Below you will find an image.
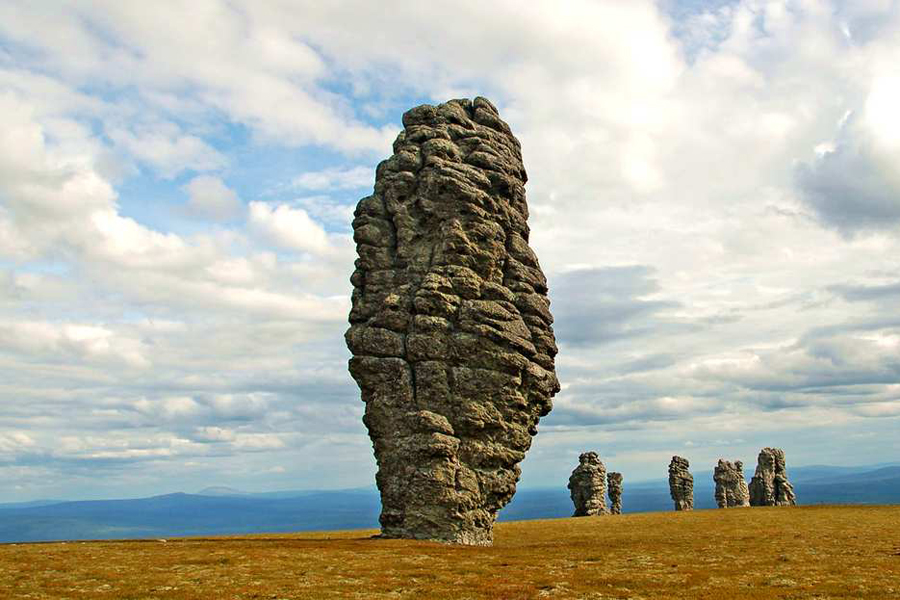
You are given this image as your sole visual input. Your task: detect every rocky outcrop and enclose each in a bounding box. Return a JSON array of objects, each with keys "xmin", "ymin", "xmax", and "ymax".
[
  {"xmin": 346, "ymin": 97, "xmax": 560, "ymax": 546},
  {"xmin": 607, "ymin": 472, "xmax": 623, "ymax": 515},
  {"xmin": 749, "ymin": 447, "xmax": 797, "ymax": 507},
  {"xmin": 714, "ymin": 459, "xmax": 750, "ymax": 508},
  {"xmin": 568, "ymin": 452, "xmax": 608, "ymax": 516},
  {"xmin": 668, "ymin": 456, "xmax": 694, "ymax": 511}
]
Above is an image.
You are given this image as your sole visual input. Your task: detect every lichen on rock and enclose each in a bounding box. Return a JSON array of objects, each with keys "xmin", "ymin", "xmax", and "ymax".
[
  {"xmin": 346, "ymin": 97, "xmax": 559, "ymax": 546},
  {"xmin": 568, "ymin": 452, "xmax": 608, "ymax": 516},
  {"xmin": 749, "ymin": 447, "xmax": 797, "ymax": 507},
  {"xmin": 714, "ymin": 459, "xmax": 750, "ymax": 508},
  {"xmin": 668, "ymin": 456, "xmax": 694, "ymax": 511}
]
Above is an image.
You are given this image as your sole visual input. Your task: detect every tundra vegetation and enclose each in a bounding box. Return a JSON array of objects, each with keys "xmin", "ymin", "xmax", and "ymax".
[{"xmin": 2, "ymin": 505, "xmax": 897, "ymax": 599}]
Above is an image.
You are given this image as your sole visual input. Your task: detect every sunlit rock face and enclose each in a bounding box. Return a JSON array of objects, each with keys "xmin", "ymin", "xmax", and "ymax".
[
  {"xmin": 714, "ymin": 459, "xmax": 750, "ymax": 508},
  {"xmin": 346, "ymin": 97, "xmax": 559, "ymax": 546},
  {"xmin": 607, "ymin": 471, "xmax": 623, "ymax": 515},
  {"xmin": 568, "ymin": 452, "xmax": 609, "ymax": 517},
  {"xmin": 668, "ymin": 456, "xmax": 694, "ymax": 511},
  {"xmin": 749, "ymin": 447, "xmax": 797, "ymax": 507}
]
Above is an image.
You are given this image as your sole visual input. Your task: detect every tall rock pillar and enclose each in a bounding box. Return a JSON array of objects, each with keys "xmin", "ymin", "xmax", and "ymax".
[
  {"xmin": 668, "ymin": 456, "xmax": 694, "ymax": 511},
  {"xmin": 714, "ymin": 459, "xmax": 750, "ymax": 508},
  {"xmin": 607, "ymin": 471, "xmax": 623, "ymax": 515},
  {"xmin": 749, "ymin": 447, "xmax": 797, "ymax": 506},
  {"xmin": 347, "ymin": 97, "xmax": 560, "ymax": 545},
  {"xmin": 568, "ymin": 452, "xmax": 608, "ymax": 516}
]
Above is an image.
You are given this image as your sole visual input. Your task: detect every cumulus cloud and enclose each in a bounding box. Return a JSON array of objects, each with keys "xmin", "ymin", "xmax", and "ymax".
[
  {"xmin": 2, "ymin": 0, "xmax": 900, "ymax": 500},
  {"xmin": 690, "ymin": 327, "xmax": 900, "ymax": 393},
  {"xmin": 248, "ymin": 201, "xmax": 332, "ymax": 255},
  {"xmin": 292, "ymin": 166, "xmax": 373, "ymax": 192},
  {"xmin": 795, "ymin": 112, "xmax": 900, "ymax": 235},
  {"xmin": 0, "ymin": 0, "xmax": 397, "ymax": 154},
  {"xmin": 0, "ymin": 320, "xmax": 150, "ymax": 368},
  {"xmin": 107, "ymin": 122, "xmax": 227, "ymax": 178},
  {"xmin": 550, "ymin": 266, "xmax": 683, "ymax": 347},
  {"xmin": 830, "ymin": 279, "xmax": 900, "ymax": 302},
  {"xmin": 182, "ymin": 175, "xmax": 242, "ymax": 221}
]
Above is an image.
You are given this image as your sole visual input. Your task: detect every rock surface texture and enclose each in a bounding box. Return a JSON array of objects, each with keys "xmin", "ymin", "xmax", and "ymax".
[
  {"xmin": 749, "ymin": 447, "xmax": 797, "ymax": 507},
  {"xmin": 714, "ymin": 459, "xmax": 750, "ymax": 508},
  {"xmin": 607, "ymin": 472, "xmax": 623, "ymax": 515},
  {"xmin": 568, "ymin": 452, "xmax": 608, "ymax": 516},
  {"xmin": 346, "ymin": 97, "xmax": 560, "ymax": 546},
  {"xmin": 668, "ymin": 456, "xmax": 694, "ymax": 511}
]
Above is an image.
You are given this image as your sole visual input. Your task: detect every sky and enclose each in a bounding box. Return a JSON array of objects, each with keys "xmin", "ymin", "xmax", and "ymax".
[{"xmin": 1, "ymin": 0, "xmax": 899, "ymax": 502}]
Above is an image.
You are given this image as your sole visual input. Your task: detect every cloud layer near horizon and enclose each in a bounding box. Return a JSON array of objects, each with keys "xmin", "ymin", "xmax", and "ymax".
[{"xmin": 1, "ymin": 0, "xmax": 899, "ymax": 500}]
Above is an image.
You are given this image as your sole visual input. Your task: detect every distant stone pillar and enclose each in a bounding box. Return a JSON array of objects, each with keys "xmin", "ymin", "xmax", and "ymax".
[
  {"xmin": 749, "ymin": 447, "xmax": 797, "ymax": 506},
  {"xmin": 568, "ymin": 452, "xmax": 608, "ymax": 516},
  {"xmin": 607, "ymin": 472, "xmax": 623, "ymax": 515},
  {"xmin": 714, "ymin": 459, "xmax": 750, "ymax": 508},
  {"xmin": 668, "ymin": 456, "xmax": 694, "ymax": 511}
]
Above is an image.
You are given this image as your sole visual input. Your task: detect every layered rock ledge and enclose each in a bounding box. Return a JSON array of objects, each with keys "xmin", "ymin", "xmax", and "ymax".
[{"xmin": 347, "ymin": 97, "xmax": 559, "ymax": 546}]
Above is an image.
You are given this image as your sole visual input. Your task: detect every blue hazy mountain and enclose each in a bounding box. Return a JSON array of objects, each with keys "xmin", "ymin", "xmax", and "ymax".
[
  {"xmin": 1, "ymin": 464, "xmax": 897, "ymax": 543},
  {"xmin": 0, "ymin": 489, "xmax": 381, "ymax": 543},
  {"xmin": 0, "ymin": 499, "xmax": 63, "ymax": 510}
]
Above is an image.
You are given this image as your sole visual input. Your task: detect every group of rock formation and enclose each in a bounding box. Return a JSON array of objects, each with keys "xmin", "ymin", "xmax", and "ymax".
[
  {"xmin": 568, "ymin": 447, "xmax": 798, "ymax": 517},
  {"xmin": 567, "ymin": 452, "xmax": 623, "ymax": 516},
  {"xmin": 663, "ymin": 450, "xmax": 797, "ymax": 511},
  {"xmin": 346, "ymin": 97, "xmax": 560, "ymax": 546},
  {"xmin": 347, "ymin": 97, "xmax": 797, "ymax": 546}
]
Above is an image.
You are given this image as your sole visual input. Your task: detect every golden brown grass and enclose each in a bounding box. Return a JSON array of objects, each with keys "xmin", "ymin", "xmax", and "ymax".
[{"xmin": 1, "ymin": 505, "xmax": 898, "ymax": 599}]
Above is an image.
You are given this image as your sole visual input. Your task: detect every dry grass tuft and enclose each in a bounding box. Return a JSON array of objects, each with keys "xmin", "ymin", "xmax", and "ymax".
[{"xmin": 1, "ymin": 505, "xmax": 898, "ymax": 599}]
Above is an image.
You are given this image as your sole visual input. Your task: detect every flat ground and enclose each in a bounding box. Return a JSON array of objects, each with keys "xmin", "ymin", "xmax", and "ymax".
[{"xmin": 1, "ymin": 505, "xmax": 898, "ymax": 599}]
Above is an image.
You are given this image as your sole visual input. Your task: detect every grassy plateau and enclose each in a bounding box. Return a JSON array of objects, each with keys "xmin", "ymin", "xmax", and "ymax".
[{"xmin": 1, "ymin": 505, "xmax": 898, "ymax": 599}]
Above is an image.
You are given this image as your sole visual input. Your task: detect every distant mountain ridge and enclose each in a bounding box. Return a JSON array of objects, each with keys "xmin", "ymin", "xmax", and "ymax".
[
  {"xmin": 197, "ymin": 486, "xmax": 248, "ymax": 496},
  {"xmin": 1, "ymin": 464, "xmax": 897, "ymax": 543}
]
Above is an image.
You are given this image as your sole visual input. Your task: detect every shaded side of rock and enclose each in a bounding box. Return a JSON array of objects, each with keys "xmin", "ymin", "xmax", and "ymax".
[
  {"xmin": 714, "ymin": 459, "xmax": 750, "ymax": 508},
  {"xmin": 668, "ymin": 455, "xmax": 694, "ymax": 511},
  {"xmin": 347, "ymin": 97, "xmax": 560, "ymax": 546},
  {"xmin": 607, "ymin": 471, "xmax": 623, "ymax": 515},
  {"xmin": 568, "ymin": 452, "xmax": 608, "ymax": 516},
  {"xmin": 749, "ymin": 447, "xmax": 797, "ymax": 507}
]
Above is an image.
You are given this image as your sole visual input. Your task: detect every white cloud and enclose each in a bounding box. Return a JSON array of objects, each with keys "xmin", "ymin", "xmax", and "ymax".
[
  {"xmin": 0, "ymin": 0, "xmax": 397, "ymax": 154},
  {"xmin": 795, "ymin": 111, "xmax": 900, "ymax": 234},
  {"xmin": 107, "ymin": 122, "xmax": 226, "ymax": 178},
  {"xmin": 864, "ymin": 73, "xmax": 900, "ymax": 152},
  {"xmin": 292, "ymin": 166, "xmax": 373, "ymax": 192},
  {"xmin": 193, "ymin": 426, "xmax": 237, "ymax": 443},
  {"xmin": 232, "ymin": 433, "xmax": 286, "ymax": 451},
  {"xmin": 2, "ymin": 0, "xmax": 900, "ymax": 500},
  {"xmin": 0, "ymin": 320, "xmax": 150, "ymax": 368},
  {"xmin": 248, "ymin": 201, "xmax": 331, "ymax": 255},
  {"xmin": 182, "ymin": 175, "xmax": 241, "ymax": 221},
  {"xmin": 0, "ymin": 432, "xmax": 36, "ymax": 454}
]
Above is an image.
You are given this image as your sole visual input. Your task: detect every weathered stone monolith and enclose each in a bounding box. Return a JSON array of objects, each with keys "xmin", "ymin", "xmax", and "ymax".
[
  {"xmin": 568, "ymin": 452, "xmax": 608, "ymax": 516},
  {"xmin": 714, "ymin": 459, "xmax": 750, "ymax": 508},
  {"xmin": 749, "ymin": 447, "xmax": 797, "ymax": 506},
  {"xmin": 607, "ymin": 472, "xmax": 623, "ymax": 515},
  {"xmin": 346, "ymin": 97, "xmax": 560, "ymax": 546},
  {"xmin": 668, "ymin": 456, "xmax": 694, "ymax": 511}
]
